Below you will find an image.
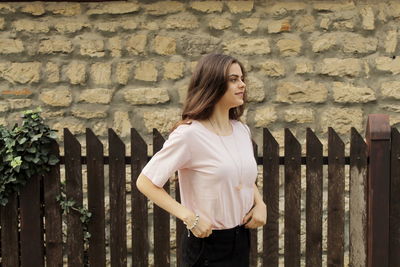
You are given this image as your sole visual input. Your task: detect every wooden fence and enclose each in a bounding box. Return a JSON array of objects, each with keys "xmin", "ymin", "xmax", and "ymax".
[{"xmin": 0, "ymin": 114, "xmax": 399, "ymax": 267}]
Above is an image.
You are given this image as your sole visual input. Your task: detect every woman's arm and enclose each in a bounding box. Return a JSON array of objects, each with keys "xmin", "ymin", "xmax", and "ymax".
[
  {"xmin": 242, "ymin": 183, "xmax": 267, "ymax": 228},
  {"xmin": 136, "ymin": 173, "xmax": 213, "ymax": 237}
]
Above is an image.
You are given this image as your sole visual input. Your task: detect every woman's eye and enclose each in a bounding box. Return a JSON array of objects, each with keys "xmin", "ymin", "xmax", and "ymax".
[{"xmin": 230, "ymin": 79, "xmax": 237, "ymax": 82}]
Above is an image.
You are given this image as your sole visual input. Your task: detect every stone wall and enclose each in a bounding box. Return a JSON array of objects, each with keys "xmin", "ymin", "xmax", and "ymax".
[{"xmin": 0, "ymin": 0, "xmax": 399, "ymax": 151}]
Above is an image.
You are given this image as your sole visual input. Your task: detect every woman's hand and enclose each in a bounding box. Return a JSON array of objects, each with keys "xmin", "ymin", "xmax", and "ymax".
[
  {"xmin": 242, "ymin": 202, "xmax": 267, "ymax": 229},
  {"xmin": 184, "ymin": 214, "xmax": 213, "ymax": 238}
]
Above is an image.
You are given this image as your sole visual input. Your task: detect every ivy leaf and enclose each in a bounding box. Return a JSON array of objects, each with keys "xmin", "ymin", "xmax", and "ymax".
[
  {"xmin": 48, "ymin": 154, "xmax": 59, "ymax": 165},
  {"xmin": 10, "ymin": 157, "xmax": 22, "ymax": 168}
]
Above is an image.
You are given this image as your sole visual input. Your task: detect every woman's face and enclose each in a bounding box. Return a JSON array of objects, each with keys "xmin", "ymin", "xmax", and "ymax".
[{"xmin": 216, "ymin": 63, "xmax": 246, "ymax": 110}]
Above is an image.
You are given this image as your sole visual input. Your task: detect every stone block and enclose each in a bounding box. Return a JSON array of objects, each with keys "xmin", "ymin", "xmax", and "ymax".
[
  {"xmin": 313, "ymin": 2, "xmax": 356, "ymax": 12},
  {"xmin": 79, "ymin": 88, "xmax": 113, "ymax": 104},
  {"xmin": 163, "ymin": 62, "xmax": 184, "ymax": 80},
  {"xmin": 52, "ymin": 117, "xmax": 85, "ymax": 137},
  {"xmin": 320, "ymin": 107, "xmax": 363, "ymax": 134},
  {"xmin": 384, "ymin": 29, "xmax": 398, "ymax": 54},
  {"xmin": 46, "ymin": 62, "xmax": 60, "ymax": 83},
  {"xmin": 332, "ymin": 82, "xmax": 376, "ymax": 103},
  {"xmin": 8, "ymin": 99, "xmax": 32, "ymax": 110},
  {"xmin": 1, "ymin": 62, "xmax": 41, "ymax": 84},
  {"xmin": 54, "ymin": 20, "xmax": 89, "ymax": 33},
  {"xmin": 375, "ymin": 57, "xmax": 400, "ymax": 74},
  {"xmin": 142, "ymin": 108, "xmax": 181, "ymax": 133},
  {"xmin": 284, "ymin": 108, "xmax": 314, "ymax": 123},
  {"xmin": 90, "ymin": 63, "xmax": 111, "ymax": 86},
  {"xmin": 87, "ymin": 2, "xmax": 139, "ymax": 15},
  {"xmin": 276, "ymin": 38, "xmax": 302, "ymax": 56},
  {"xmin": 72, "ymin": 104, "xmax": 108, "ymax": 119},
  {"xmin": 223, "ymin": 38, "xmax": 270, "ymax": 55},
  {"xmin": 115, "ymin": 62, "xmax": 132, "ymax": 85},
  {"xmin": 254, "ymin": 106, "xmax": 277, "ymax": 127},
  {"xmin": 126, "ymin": 34, "xmax": 147, "ymax": 55},
  {"xmin": 265, "ymin": 2, "xmax": 307, "ymax": 16},
  {"xmin": 108, "ymin": 37, "xmax": 121, "ymax": 57},
  {"xmin": 0, "ymin": 101, "xmax": 9, "ymax": 112},
  {"xmin": 360, "ymin": 6, "xmax": 374, "ymax": 30},
  {"xmin": 135, "ymin": 61, "xmax": 158, "ymax": 82},
  {"xmin": 0, "ymin": 18, "xmax": 4, "ymax": 30},
  {"xmin": 38, "ymin": 39, "xmax": 73, "ymax": 54},
  {"xmin": 342, "ymin": 34, "xmax": 377, "ymax": 54},
  {"xmin": 20, "ymin": 3, "xmax": 45, "ymax": 16},
  {"xmin": 226, "ymin": 1, "xmax": 254, "ymax": 13},
  {"xmin": 209, "ymin": 17, "xmax": 231, "ymax": 30},
  {"xmin": 311, "ymin": 33, "xmax": 338, "ymax": 52},
  {"xmin": 96, "ymin": 20, "xmax": 137, "ymax": 32},
  {"xmin": 239, "ymin": 18, "xmax": 259, "ymax": 34},
  {"xmin": 246, "ymin": 75, "xmax": 265, "ymax": 102},
  {"xmin": 319, "ymin": 58, "xmax": 362, "ymax": 77},
  {"xmin": 267, "ymin": 19, "xmax": 291, "ymax": 33},
  {"xmin": 144, "ymin": 1, "xmax": 185, "ymax": 16},
  {"xmin": 381, "ymin": 81, "xmax": 400, "ymax": 99},
  {"xmin": 153, "ymin": 35, "xmax": 176, "ymax": 55},
  {"xmin": 295, "ymin": 61, "xmax": 314, "ymax": 74},
  {"xmin": 259, "ymin": 60, "xmax": 285, "ymax": 77},
  {"xmin": 276, "ymin": 81, "xmax": 327, "ymax": 103},
  {"xmin": 13, "ymin": 19, "xmax": 49, "ymax": 33},
  {"xmin": 1, "ymin": 88, "xmax": 33, "ymax": 97},
  {"xmin": 0, "ymin": 39, "xmax": 24, "ymax": 54},
  {"xmin": 0, "ymin": 3, "xmax": 15, "ymax": 13},
  {"xmin": 190, "ymin": 1, "xmax": 223, "ymax": 13},
  {"xmin": 80, "ymin": 40, "xmax": 105, "ymax": 57},
  {"xmin": 46, "ymin": 3, "xmax": 81, "ymax": 16},
  {"xmin": 164, "ymin": 12, "xmax": 199, "ymax": 29},
  {"xmin": 65, "ymin": 61, "xmax": 86, "ymax": 85},
  {"xmin": 294, "ymin": 15, "xmax": 315, "ymax": 32},
  {"xmin": 39, "ymin": 87, "xmax": 72, "ymax": 107},
  {"xmin": 123, "ymin": 87, "xmax": 169, "ymax": 105},
  {"xmin": 113, "ymin": 111, "xmax": 131, "ymax": 137}
]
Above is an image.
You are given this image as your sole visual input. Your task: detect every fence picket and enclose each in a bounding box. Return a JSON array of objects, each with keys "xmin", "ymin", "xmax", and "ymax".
[
  {"xmin": 20, "ymin": 174, "xmax": 44, "ymax": 267},
  {"xmin": 175, "ymin": 173, "xmax": 184, "ymax": 267},
  {"xmin": 86, "ymin": 129, "xmax": 106, "ymax": 267},
  {"xmin": 390, "ymin": 127, "xmax": 400, "ymax": 266},
  {"xmin": 284, "ymin": 129, "xmax": 301, "ymax": 267},
  {"xmin": 263, "ymin": 128, "xmax": 279, "ymax": 266},
  {"xmin": 43, "ymin": 140, "xmax": 63, "ymax": 267},
  {"xmin": 152, "ymin": 129, "xmax": 170, "ymax": 267},
  {"xmin": 306, "ymin": 128, "xmax": 323, "ymax": 267},
  {"xmin": 250, "ymin": 141, "xmax": 258, "ymax": 267},
  {"xmin": 0, "ymin": 193, "xmax": 19, "ymax": 267},
  {"xmin": 349, "ymin": 128, "xmax": 368, "ymax": 267},
  {"xmin": 131, "ymin": 128, "xmax": 150, "ymax": 267},
  {"xmin": 328, "ymin": 127, "xmax": 345, "ymax": 267},
  {"xmin": 108, "ymin": 129, "xmax": 127, "ymax": 267},
  {"xmin": 64, "ymin": 128, "xmax": 84, "ymax": 266}
]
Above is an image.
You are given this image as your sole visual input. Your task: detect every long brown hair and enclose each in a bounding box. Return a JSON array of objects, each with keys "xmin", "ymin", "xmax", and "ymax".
[{"xmin": 171, "ymin": 53, "xmax": 247, "ymax": 132}]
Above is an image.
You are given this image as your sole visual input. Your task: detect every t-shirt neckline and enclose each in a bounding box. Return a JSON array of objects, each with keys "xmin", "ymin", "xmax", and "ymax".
[{"xmin": 193, "ymin": 120, "xmax": 235, "ymax": 137}]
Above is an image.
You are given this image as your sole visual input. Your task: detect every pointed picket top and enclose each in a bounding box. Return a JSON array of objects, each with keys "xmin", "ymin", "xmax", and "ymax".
[
  {"xmin": 153, "ymin": 128, "xmax": 166, "ymax": 154},
  {"xmin": 131, "ymin": 128, "xmax": 147, "ymax": 162}
]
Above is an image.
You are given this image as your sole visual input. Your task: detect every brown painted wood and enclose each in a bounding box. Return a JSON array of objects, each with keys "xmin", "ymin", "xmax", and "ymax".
[
  {"xmin": 176, "ymin": 174, "xmax": 184, "ymax": 267},
  {"xmin": 284, "ymin": 129, "xmax": 301, "ymax": 267},
  {"xmin": 349, "ymin": 128, "xmax": 368, "ymax": 267},
  {"xmin": 64, "ymin": 128, "xmax": 84, "ymax": 266},
  {"xmin": 306, "ymin": 128, "xmax": 323, "ymax": 267},
  {"xmin": 327, "ymin": 127, "xmax": 345, "ymax": 267},
  {"xmin": 131, "ymin": 128, "xmax": 149, "ymax": 267},
  {"xmin": 390, "ymin": 127, "xmax": 400, "ymax": 266},
  {"xmin": 86, "ymin": 128, "xmax": 106, "ymax": 267},
  {"xmin": 108, "ymin": 129, "xmax": 127, "ymax": 267},
  {"xmin": 43, "ymin": 140, "xmax": 63, "ymax": 267},
  {"xmin": 263, "ymin": 128, "xmax": 279, "ymax": 267},
  {"xmin": 0, "ymin": 193, "xmax": 19, "ymax": 267},
  {"xmin": 250, "ymin": 141, "xmax": 258, "ymax": 267},
  {"xmin": 20, "ymin": 174, "xmax": 44, "ymax": 267},
  {"xmin": 365, "ymin": 114, "xmax": 390, "ymax": 267},
  {"xmin": 153, "ymin": 129, "xmax": 170, "ymax": 267}
]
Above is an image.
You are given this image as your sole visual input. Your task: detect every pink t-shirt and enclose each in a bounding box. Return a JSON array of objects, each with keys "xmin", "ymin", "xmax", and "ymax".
[{"xmin": 141, "ymin": 119, "xmax": 258, "ymax": 230}]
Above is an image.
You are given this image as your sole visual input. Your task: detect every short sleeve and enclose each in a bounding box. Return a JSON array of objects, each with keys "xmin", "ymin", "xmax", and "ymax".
[{"xmin": 141, "ymin": 126, "xmax": 192, "ymax": 188}]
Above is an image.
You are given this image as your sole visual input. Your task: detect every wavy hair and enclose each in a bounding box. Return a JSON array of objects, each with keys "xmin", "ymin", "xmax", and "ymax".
[{"xmin": 171, "ymin": 53, "xmax": 247, "ymax": 132}]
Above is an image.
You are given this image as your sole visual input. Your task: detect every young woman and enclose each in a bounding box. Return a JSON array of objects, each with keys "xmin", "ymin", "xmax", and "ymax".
[{"xmin": 136, "ymin": 53, "xmax": 267, "ymax": 267}]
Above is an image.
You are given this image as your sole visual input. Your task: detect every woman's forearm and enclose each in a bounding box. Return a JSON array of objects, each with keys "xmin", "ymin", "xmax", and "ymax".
[
  {"xmin": 253, "ymin": 183, "xmax": 266, "ymax": 207},
  {"xmin": 136, "ymin": 173, "xmax": 194, "ymax": 223}
]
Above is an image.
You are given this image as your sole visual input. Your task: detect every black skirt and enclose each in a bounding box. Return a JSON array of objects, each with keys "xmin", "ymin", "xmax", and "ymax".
[{"xmin": 180, "ymin": 224, "xmax": 250, "ymax": 267}]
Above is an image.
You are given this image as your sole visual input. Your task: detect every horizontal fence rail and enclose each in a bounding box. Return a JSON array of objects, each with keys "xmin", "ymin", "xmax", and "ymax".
[{"xmin": 0, "ymin": 115, "xmax": 398, "ymax": 267}]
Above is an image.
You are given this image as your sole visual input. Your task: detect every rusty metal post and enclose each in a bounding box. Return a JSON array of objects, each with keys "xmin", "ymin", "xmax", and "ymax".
[{"xmin": 365, "ymin": 114, "xmax": 391, "ymax": 267}]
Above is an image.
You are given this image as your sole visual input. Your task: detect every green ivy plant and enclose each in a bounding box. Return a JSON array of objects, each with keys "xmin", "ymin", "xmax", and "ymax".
[{"xmin": 0, "ymin": 108, "xmax": 59, "ymax": 206}]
